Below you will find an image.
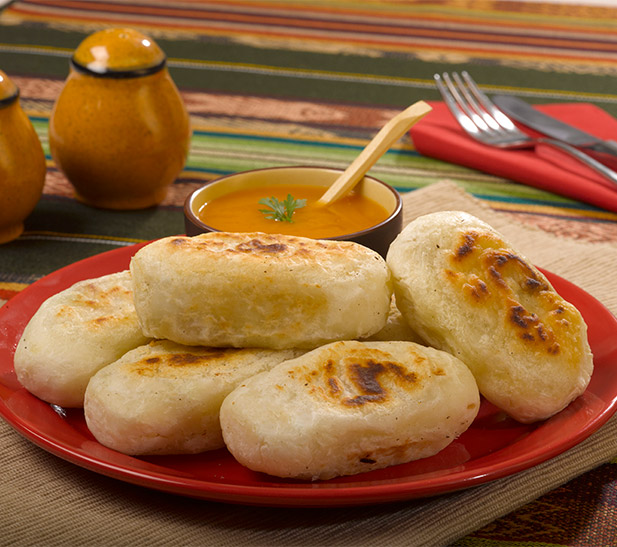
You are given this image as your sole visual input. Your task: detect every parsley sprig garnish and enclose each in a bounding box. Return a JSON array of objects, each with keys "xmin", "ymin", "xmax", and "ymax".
[{"xmin": 258, "ymin": 194, "xmax": 307, "ymax": 223}]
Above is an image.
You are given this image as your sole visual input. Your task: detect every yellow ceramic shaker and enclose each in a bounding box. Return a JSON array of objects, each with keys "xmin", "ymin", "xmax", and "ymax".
[
  {"xmin": 49, "ymin": 28, "xmax": 191, "ymax": 209},
  {"xmin": 0, "ymin": 70, "xmax": 46, "ymax": 244}
]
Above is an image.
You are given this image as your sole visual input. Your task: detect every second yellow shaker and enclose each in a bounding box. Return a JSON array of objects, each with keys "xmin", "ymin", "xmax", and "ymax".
[
  {"xmin": 49, "ymin": 28, "xmax": 191, "ymax": 210},
  {"xmin": 0, "ymin": 71, "xmax": 46, "ymax": 244}
]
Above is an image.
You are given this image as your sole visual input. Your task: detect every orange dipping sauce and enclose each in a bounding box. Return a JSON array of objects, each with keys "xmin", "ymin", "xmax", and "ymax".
[{"xmin": 197, "ymin": 184, "xmax": 390, "ymax": 238}]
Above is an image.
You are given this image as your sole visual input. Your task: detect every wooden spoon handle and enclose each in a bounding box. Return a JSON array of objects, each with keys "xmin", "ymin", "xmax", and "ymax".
[{"xmin": 316, "ymin": 100, "xmax": 432, "ymax": 207}]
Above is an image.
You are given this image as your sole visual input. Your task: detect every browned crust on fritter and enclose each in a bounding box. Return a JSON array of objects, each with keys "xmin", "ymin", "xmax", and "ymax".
[
  {"xmin": 53, "ymin": 277, "xmax": 136, "ymax": 331},
  {"xmin": 279, "ymin": 344, "xmax": 457, "ymax": 411},
  {"xmin": 162, "ymin": 232, "xmax": 379, "ymax": 262},
  {"xmin": 442, "ymin": 229, "xmax": 583, "ymax": 366}
]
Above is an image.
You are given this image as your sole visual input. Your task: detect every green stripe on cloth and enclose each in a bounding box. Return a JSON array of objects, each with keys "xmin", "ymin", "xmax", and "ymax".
[
  {"xmin": 2, "ymin": 10, "xmax": 617, "ymax": 112},
  {"xmin": 0, "ymin": 197, "xmax": 184, "ymax": 279},
  {"xmin": 3, "ymin": 46, "xmax": 617, "ymax": 114}
]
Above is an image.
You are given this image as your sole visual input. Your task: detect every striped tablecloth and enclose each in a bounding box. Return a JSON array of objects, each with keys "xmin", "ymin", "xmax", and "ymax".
[{"xmin": 1, "ymin": 1, "xmax": 616, "ymax": 545}]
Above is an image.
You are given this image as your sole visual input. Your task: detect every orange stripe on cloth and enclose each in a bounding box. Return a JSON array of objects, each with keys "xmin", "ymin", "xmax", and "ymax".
[
  {"xmin": 9, "ymin": 16, "xmax": 610, "ymax": 71},
  {"xmin": 0, "ymin": 282, "xmax": 29, "ymax": 303},
  {"xmin": 19, "ymin": 1, "xmax": 615, "ymax": 51},
  {"xmin": 7, "ymin": 1, "xmax": 617, "ymax": 48}
]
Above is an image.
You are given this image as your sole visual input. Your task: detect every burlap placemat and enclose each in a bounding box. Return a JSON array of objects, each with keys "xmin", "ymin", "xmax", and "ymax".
[{"xmin": 2, "ymin": 181, "xmax": 617, "ymax": 547}]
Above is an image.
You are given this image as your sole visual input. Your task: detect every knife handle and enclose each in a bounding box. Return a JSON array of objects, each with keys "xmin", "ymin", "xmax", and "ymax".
[
  {"xmin": 590, "ymin": 139, "xmax": 617, "ymax": 157},
  {"xmin": 540, "ymin": 138, "xmax": 617, "ymax": 189}
]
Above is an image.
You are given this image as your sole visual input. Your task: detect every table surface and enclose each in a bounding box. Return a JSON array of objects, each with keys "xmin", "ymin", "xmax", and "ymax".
[{"xmin": 1, "ymin": 1, "xmax": 617, "ymax": 545}]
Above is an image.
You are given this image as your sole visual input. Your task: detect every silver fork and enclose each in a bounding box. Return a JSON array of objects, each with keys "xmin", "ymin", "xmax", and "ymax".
[{"xmin": 434, "ymin": 71, "xmax": 617, "ymax": 187}]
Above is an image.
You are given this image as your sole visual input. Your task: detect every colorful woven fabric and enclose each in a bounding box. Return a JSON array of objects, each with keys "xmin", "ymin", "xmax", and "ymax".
[
  {"xmin": 1, "ymin": 1, "xmax": 617, "ymax": 545},
  {"xmin": 456, "ymin": 461, "xmax": 617, "ymax": 546}
]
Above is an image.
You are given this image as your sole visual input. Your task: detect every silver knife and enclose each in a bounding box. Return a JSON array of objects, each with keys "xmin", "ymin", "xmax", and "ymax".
[{"xmin": 492, "ymin": 95, "xmax": 617, "ymax": 159}]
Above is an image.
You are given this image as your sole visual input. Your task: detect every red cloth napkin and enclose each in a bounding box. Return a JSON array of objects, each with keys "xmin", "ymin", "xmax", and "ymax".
[{"xmin": 410, "ymin": 101, "xmax": 617, "ymax": 212}]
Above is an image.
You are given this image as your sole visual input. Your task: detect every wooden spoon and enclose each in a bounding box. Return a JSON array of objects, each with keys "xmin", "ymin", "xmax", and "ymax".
[{"xmin": 315, "ymin": 100, "xmax": 432, "ymax": 207}]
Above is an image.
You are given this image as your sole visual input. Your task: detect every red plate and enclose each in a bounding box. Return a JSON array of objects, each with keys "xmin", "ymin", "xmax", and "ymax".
[{"xmin": 1, "ymin": 243, "xmax": 616, "ymax": 507}]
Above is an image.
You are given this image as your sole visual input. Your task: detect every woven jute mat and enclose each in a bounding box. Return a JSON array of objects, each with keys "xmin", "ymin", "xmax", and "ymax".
[{"xmin": 2, "ymin": 181, "xmax": 617, "ymax": 547}]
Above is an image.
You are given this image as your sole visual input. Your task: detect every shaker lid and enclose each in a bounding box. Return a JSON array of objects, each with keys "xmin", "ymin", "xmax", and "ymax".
[
  {"xmin": 71, "ymin": 28, "xmax": 166, "ymax": 78},
  {"xmin": 0, "ymin": 70, "xmax": 19, "ymax": 107}
]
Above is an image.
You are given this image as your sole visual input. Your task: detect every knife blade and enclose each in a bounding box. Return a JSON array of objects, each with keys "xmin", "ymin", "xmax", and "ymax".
[{"xmin": 492, "ymin": 95, "xmax": 617, "ymax": 159}]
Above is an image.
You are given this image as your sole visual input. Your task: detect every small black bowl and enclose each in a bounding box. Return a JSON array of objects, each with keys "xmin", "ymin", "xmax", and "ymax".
[{"xmin": 184, "ymin": 166, "xmax": 403, "ymax": 258}]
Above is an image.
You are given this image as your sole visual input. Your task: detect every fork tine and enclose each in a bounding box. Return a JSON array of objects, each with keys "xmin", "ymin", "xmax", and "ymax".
[
  {"xmin": 434, "ymin": 73, "xmax": 467, "ymax": 123},
  {"xmin": 442, "ymin": 72, "xmax": 490, "ymax": 132},
  {"xmin": 434, "ymin": 73, "xmax": 486, "ymax": 140},
  {"xmin": 435, "ymin": 71, "xmax": 533, "ymax": 149},
  {"xmin": 461, "ymin": 71, "xmax": 517, "ymax": 131},
  {"xmin": 452, "ymin": 72, "xmax": 500, "ymax": 131}
]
